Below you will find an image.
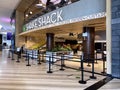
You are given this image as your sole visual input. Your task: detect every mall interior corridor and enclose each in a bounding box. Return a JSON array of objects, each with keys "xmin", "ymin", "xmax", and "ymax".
[
  {"xmin": 0, "ymin": 0, "xmax": 120, "ymax": 89},
  {"xmin": 0, "ymin": 49, "xmax": 119, "ymax": 90}
]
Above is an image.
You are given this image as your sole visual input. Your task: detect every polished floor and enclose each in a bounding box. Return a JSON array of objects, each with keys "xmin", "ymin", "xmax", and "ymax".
[
  {"xmin": 0, "ymin": 49, "xmax": 119, "ymax": 90},
  {"xmin": 99, "ymin": 79, "xmax": 120, "ymax": 90}
]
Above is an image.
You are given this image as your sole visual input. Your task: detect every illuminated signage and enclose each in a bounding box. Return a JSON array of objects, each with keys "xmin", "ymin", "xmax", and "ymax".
[
  {"xmin": 26, "ymin": 10, "xmax": 63, "ymax": 30},
  {"xmin": 25, "ymin": 11, "xmax": 106, "ymax": 32},
  {"xmin": 36, "ymin": 12, "xmax": 106, "ymax": 30}
]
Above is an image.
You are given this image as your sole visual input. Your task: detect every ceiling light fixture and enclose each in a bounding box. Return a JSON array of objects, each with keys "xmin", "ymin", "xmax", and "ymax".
[
  {"xmin": 36, "ymin": 3, "xmax": 46, "ymax": 8},
  {"xmin": 36, "ymin": 0, "xmax": 46, "ymax": 8},
  {"xmin": 26, "ymin": 14, "xmax": 28, "ymax": 17},
  {"xmin": 30, "ymin": 11, "xmax": 33, "ymax": 14},
  {"xmin": 36, "ymin": 3, "xmax": 43, "ymax": 6}
]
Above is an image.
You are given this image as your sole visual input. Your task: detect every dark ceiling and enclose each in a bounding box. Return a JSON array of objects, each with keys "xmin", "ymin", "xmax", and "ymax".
[{"xmin": 15, "ymin": 0, "xmax": 79, "ymax": 24}]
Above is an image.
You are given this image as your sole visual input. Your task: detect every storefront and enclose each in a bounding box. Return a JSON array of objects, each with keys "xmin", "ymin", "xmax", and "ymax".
[{"xmin": 15, "ymin": 0, "xmax": 120, "ymax": 78}]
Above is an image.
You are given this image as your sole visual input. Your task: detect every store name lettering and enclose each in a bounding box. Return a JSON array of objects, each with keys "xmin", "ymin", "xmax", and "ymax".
[{"xmin": 26, "ymin": 10, "xmax": 63, "ymax": 30}]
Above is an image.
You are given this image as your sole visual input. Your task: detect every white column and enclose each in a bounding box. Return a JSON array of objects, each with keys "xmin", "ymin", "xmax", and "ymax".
[{"xmin": 106, "ymin": 0, "xmax": 111, "ymax": 74}]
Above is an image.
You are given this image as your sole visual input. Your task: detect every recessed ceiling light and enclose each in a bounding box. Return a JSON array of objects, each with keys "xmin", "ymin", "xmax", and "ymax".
[
  {"xmin": 26, "ymin": 14, "xmax": 28, "ymax": 17},
  {"xmin": 30, "ymin": 11, "xmax": 33, "ymax": 14},
  {"xmin": 35, "ymin": 3, "xmax": 46, "ymax": 8},
  {"xmin": 36, "ymin": 3, "xmax": 43, "ymax": 6}
]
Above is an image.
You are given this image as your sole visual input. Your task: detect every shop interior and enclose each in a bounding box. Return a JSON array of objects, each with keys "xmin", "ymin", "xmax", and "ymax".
[
  {"xmin": 17, "ymin": 16, "xmax": 106, "ymax": 74},
  {"xmin": 0, "ymin": 0, "xmax": 106, "ymax": 76}
]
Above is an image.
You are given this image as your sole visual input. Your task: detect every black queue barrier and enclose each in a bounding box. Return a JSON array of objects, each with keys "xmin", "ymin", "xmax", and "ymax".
[
  {"xmin": 47, "ymin": 56, "xmax": 53, "ymax": 73},
  {"xmin": 62, "ymin": 54, "xmax": 65, "ymax": 67},
  {"xmin": 41, "ymin": 52, "xmax": 45, "ymax": 62},
  {"xmin": 40, "ymin": 52, "xmax": 110, "ymax": 84},
  {"xmin": 101, "ymin": 53, "xmax": 106, "ymax": 75},
  {"xmin": 16, "ymin": 48, "xmax": 21, "ymax": 63},
  {"xmin": 51, "ymin": 52, "xmax": 54, "ymax": 64},
  {"xmin": 22, "ymin": 50, "xmax": 107, "ymax": 84},
  {"xmin": 8, "ymin": 49, "xmax": 11, "ymax": 58},
  {"xmin": 32, "ymin": 50, "xmax": 34, "ymax": 60},
  {"xmin": 26, "ymin": 53, "xmax": 31, "ymax": 66},
  {"xmin": 59, "ymin": 54, "xmax": 65, "ymax": 71},
  {"xmin": 57, "ymin": 54, "xmax": 104, "ymax": 76},
  {"xmin": 90, "ymin": 59, "xmax": 96, "ymax": 79},
  {"xmin": 38, "ymin": 54, "xmax": 61, "ymax": 73},
  {"xmin": 95, "ymin": 52, "xmax": 98, "ymax": 64},
  {"xmin": 87, "ymin": 54, "xmax": 91, "ymax": 67},
  {"xmin": 16, "ymin": 52, "xmax": 20, "ymax": 63},
  {"xmin": 25, "ymin": 50, "xmax": 28, "ymax": 61},
  {"xmin": 37, "ymin": 50, "xmax": 41, "ymax": 64},
  {"xmin": 11, "ymin": 49, "xmax": 14, "ymax": 60},
  {"xmin": 31, "ymin": 50, "xmax": 35, "ymax": 64},
  {"xmin": 24, "ymin": 49, "xmax": 45, "ymax": 66},
  {"xmin": 79, "ymin": 55, "xmax": 86, "ymax": 84}
]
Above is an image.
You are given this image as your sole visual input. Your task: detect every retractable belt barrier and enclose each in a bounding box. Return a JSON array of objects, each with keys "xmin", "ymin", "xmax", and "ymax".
[
  {"xmin": 37, "ymin": 53, "xmax": 98, "ymax": 84},
  {"xmin": 10, "ymin": 49, "xmax": 107, "ymax": 84}
]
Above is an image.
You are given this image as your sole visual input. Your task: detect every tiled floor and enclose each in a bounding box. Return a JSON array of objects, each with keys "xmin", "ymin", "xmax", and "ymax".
[
  {"xmin": 0, "ymin": 49, "xmax": 119, "ymax": 90},
  {"xmin": 99, "ymin": 79, "xmax": 120, "ymax": 90}
]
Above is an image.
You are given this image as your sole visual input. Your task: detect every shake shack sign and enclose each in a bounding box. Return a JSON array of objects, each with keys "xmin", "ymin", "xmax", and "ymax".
[{"xmin": 26, "ymin": 10, "xmax": 63, "ymax": 30}]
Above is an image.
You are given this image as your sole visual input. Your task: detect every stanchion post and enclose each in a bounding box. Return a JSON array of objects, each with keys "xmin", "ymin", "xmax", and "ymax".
[
  {"xmin": 79, "ymin": 55, "xmax": 82, "ymax": 70},
  {"xmin": 87, "ymin": 54, "xmax": 91, "ymax": 67},
  {"xmin": 79, "ymin": 54, "xmax": 86, "ymax": 84},
  {"xmin": 38, "ymin": 50, "xmax": 41, "ymax": 64},
  {"xmin": 11, "ymin": 49, "xmax": 14, "ymax": 60},
  {"xmin": 41, "ymin": 52, "xmax": 44, "ymax": 62},
  {"xmin": 47, "ymin": 56, "xmax": 53, "ymax": 73},
  {"xmin": 51, "ymin": 52, "xmax": 54, "ymax": 64},
  {"xmin": 95, "ymin": 52, "xmax": 98, "ymax": 64},
  {"xmin": 8, "ymin": 49, "xmax": 11, "ymax": 58},
  {"xmin": 90, "ymin": 59, "xmax": 96, "ymax": 79},
  {"xmin": 32, "ymin": 50, "xmax": 34, "ymax": 60},
  {"xmin": 101, "ymin": 54, "xmax": 106, "ymax": 75},
  {"xmin": 62, "ymin": 54, "xmax": 65, "ymax": 67},
  {"xmin": 16, "ymin": 52, "xmax": 20, "ymax": 63},
  {"xmin": 19, "ymin": 49, "xmax": 21, "ymax": 58},
  {"xmin": 25, "ymin": 50, "xmax": 27, "ymax": 61},
  {"xmin": 59, "ymin": 54, "xmax": 65, "ymax": 71},
  {"xmin": 26, "ymin": 53, "xmax": 31, "ymax": 66}
]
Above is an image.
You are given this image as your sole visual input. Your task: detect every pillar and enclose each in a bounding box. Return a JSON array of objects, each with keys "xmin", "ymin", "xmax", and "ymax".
[
  {"xmin": 46, "ymin": 33, "xmax": 54, "ymax": 51},
  {"xmin": 106, "ymin": 0, "xmax": 111, "ymax": 75},
  {"xmin": 111, "ymin": 0, "xmax": 120, "ymax": 78},
  {"xmin": 82, "ymin": 27, "xmax": 95, "ymax": 61}
]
